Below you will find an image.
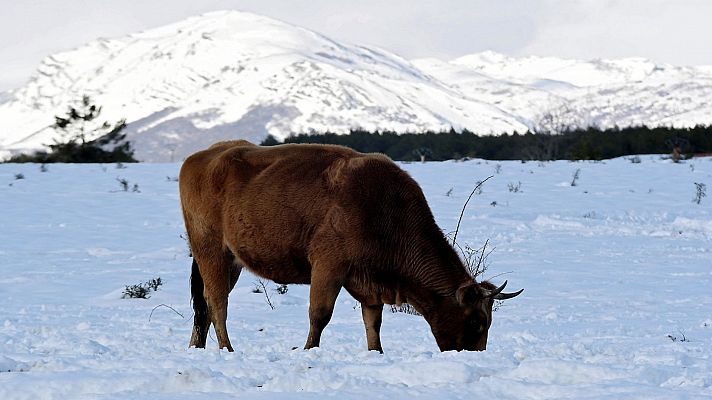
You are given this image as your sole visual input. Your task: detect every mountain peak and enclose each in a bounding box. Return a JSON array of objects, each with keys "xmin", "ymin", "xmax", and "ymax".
[
  {"xmin": 0, "ymin": 11, "xmax": 525, "ymax": 161},
  {"xmin": 1, "ymin": 12, "xmax": 711, "ymax": 162}
]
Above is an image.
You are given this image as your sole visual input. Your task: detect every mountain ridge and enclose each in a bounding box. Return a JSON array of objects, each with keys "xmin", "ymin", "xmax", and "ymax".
[{"xmin": 1, "ymin": 10, "xmax": 710, "ymax": 161}]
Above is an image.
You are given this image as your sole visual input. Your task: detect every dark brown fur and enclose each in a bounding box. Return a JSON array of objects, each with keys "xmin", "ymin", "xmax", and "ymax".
[{"xmin": 180, "ymin": 141, "xmax": 518, "ymax": 352}]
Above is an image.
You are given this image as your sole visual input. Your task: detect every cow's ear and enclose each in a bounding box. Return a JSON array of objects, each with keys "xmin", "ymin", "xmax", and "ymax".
[{"xmin": 456, "ymin": 282, "xmax": 479, "ymax": 305}]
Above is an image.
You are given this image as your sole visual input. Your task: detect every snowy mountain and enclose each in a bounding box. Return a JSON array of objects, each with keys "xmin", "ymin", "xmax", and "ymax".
[
  {"xmin": 1, "ymin": 11, "xmax": 711, "ymax": 161},
  {"xmin": 416, "ymin": 51, "xmax": 712, "ymax": 130}
]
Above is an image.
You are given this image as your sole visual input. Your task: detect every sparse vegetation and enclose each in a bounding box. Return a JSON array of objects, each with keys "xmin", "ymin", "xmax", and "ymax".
[
  {"xmin": 473, "ymin": 180, "xmax": 484, "ymax": 195},
  {"xmin": 454, "ymin": 238, "xmax": 504, "ymax": 313},
  {"xmin": 508, "ymin": 181, "xmax": 522, "ymax": 193},
  {"xmin": 390, "ymin": 303, "xmax": 420, "ymax": 315},
  {"xmin": 667, "ymin": 330, "xmax": 689, "ymax": 342},
  {"xmin": 116, "ymin": 178, "xmax": 129, "ymax": 191},
  {"xmin": 254, "ymin": 279, "xmax": 275, "ymax": 310},
  {"xmin": 114, "ymin": 178, "xmax": 140, "ymax": 192},
  {"xmin": 583, "ymin": 211, "xmax": 598, "ymax": 219},
  {"xmin": 451, "ymin": 176, "xmax": 492, "ymax": 245},
  {"xmin": 693, "ymin": 182, "xmax": 706, "ymax": 204},
  {"xmin": 14, "ymin": 173, "xmax": 24, "ymax": 180},
  {"xmin": 122, "ymin": 277, "xmax": 163, "ymax": 299},
  {"xmin": 275, "ymin": 284, "xmax": 288, "ymax": 295},
  {"xmin": 460, "ymin": 239, "xmax": 494, "ymax": 280},
  {"xmin": 145, "ymin": 277, "xmax": 163, "ymax": 291},
  {"xmin": 123, "ymin": 284, "xmax": 150, "ymax": 299},
  {"xmin": 571, "ymin": 169, "xmax": 581, "ymax": 186}
]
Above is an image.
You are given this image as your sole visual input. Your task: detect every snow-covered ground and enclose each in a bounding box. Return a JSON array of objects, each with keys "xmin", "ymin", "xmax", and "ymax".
[{"xmin": 1, "ymin": 156, "xmax": 711, "ymax": 399}]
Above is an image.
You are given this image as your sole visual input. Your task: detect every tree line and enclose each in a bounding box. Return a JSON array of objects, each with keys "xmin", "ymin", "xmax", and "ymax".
[
  {"xmin": 5, "ymin": 95, "xmax": 711, "ymax": 163},
  {"xmin": 264, "ymin": 125, "xmax": 712, "ymax": 161}
]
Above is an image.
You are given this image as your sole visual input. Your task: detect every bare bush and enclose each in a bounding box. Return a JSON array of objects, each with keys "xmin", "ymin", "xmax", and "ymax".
[
  {"xmin": 254, "ymin": 279, "xmax": 275, "ymax": 310},
  {"xmin": 390, "ymin": 303, "xmax": 420, "ymax": 315},
  {"xmin": 571, "ymin": 169, "xmax": 581, "ymax": 186},
  {"xmin": 508, "ymin": 181, "xmax": 522, "ymax": 193},
  {"xmin": 275, "ymin": 284, "xmax": 288, "ymax": 295},
  {"xmin": 114, "ymin": 177, "xmax": 140, "ymax": 192},
  {"xmin": 693, "ymin": 182, "xmax": 706, "ymax": 204}
]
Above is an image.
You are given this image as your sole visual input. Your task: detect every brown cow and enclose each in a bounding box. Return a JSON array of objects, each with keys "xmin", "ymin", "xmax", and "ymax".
[{"xmin": 179, "ymin": 140, "xmax": 522, "ymax": 352}]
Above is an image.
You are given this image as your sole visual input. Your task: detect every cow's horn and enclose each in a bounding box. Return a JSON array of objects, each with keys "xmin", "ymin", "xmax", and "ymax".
[
  {"xmin": 493, "ymin": 288, "xmax": 524, "ymax": 300},
  {"xmin": 484, "ymin": 280, "xmax": 508, "ymax": 297}
]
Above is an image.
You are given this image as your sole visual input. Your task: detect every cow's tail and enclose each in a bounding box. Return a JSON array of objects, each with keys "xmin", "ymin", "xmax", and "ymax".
[
  {"xmin": 190, "ymin": 258, "xmax": 207, "ymax": 312},
  {"xmin": 189, "ymin": 258, "xmax": 209, "ymax": 347}
]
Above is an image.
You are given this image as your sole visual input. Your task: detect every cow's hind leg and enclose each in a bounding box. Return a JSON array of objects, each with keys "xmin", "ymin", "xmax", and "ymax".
[
  {"xmin": 304, "ymin": 258, "xmax": 346, "ymax": 350},
  {"xmin": 361, "ymin": 303, "xmax": 384, "ymax": 353},
  {"xmin": 193, "ymin": 248, "xmax": 242, "ymax": 351}
]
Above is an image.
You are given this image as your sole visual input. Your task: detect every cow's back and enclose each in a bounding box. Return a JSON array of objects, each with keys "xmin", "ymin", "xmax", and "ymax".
[{"xmin": 180, "ymin": 141, "xmax": 395, "ymax": 284}]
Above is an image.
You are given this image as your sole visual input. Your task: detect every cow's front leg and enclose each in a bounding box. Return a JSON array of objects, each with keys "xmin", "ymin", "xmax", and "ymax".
[
  {"xmin": 304, "ymin": 267, "xmax": 344, "ymax": 349},
  {"xmin": 361, "ymin": 303, "xmax": 384, "ymax": 353}
]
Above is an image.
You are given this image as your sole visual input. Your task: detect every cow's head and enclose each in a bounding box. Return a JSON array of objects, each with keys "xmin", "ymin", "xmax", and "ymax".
[{"xmin": 429, "ymin": 280, "xmax": 522, "ymax": 351}]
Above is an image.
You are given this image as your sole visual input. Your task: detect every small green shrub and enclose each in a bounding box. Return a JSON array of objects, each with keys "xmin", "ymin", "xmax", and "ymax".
[
  {"xmin": 146, "ymin": 277, "xmax": 163, "ymax": 291},
  {"xmin": 122, "ymin": 277, "xmax": 163, "ymax": 299},
  {"xmin": 122, "ymin": 284, "xmax": 151, "ymax": 299}
]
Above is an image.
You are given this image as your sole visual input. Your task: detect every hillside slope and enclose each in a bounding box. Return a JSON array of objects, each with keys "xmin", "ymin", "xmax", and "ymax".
[
  {"xmin": 1, "ymin": 11, "xmax": 711, "ymax": 161},
  {"xmin": 0, "ymin": 11, "xmax": 525, "ymax": 161}
]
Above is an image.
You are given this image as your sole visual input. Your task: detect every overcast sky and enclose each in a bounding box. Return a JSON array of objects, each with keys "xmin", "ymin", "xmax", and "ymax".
[{"xmin": 2, "ymin": 0, "xmax": 711, "ymax": 92}]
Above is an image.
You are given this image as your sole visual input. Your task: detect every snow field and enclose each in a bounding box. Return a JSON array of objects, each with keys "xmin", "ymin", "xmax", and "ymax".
[{"xmin": 0, "ymin": 156, "xmax": 711, "ymax": 399}]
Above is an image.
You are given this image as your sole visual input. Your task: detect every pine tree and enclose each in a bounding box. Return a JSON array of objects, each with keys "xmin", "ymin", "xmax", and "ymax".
[{"xmin": 8, "ymin": 96, "xmax": 137, "ymax": 163}]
